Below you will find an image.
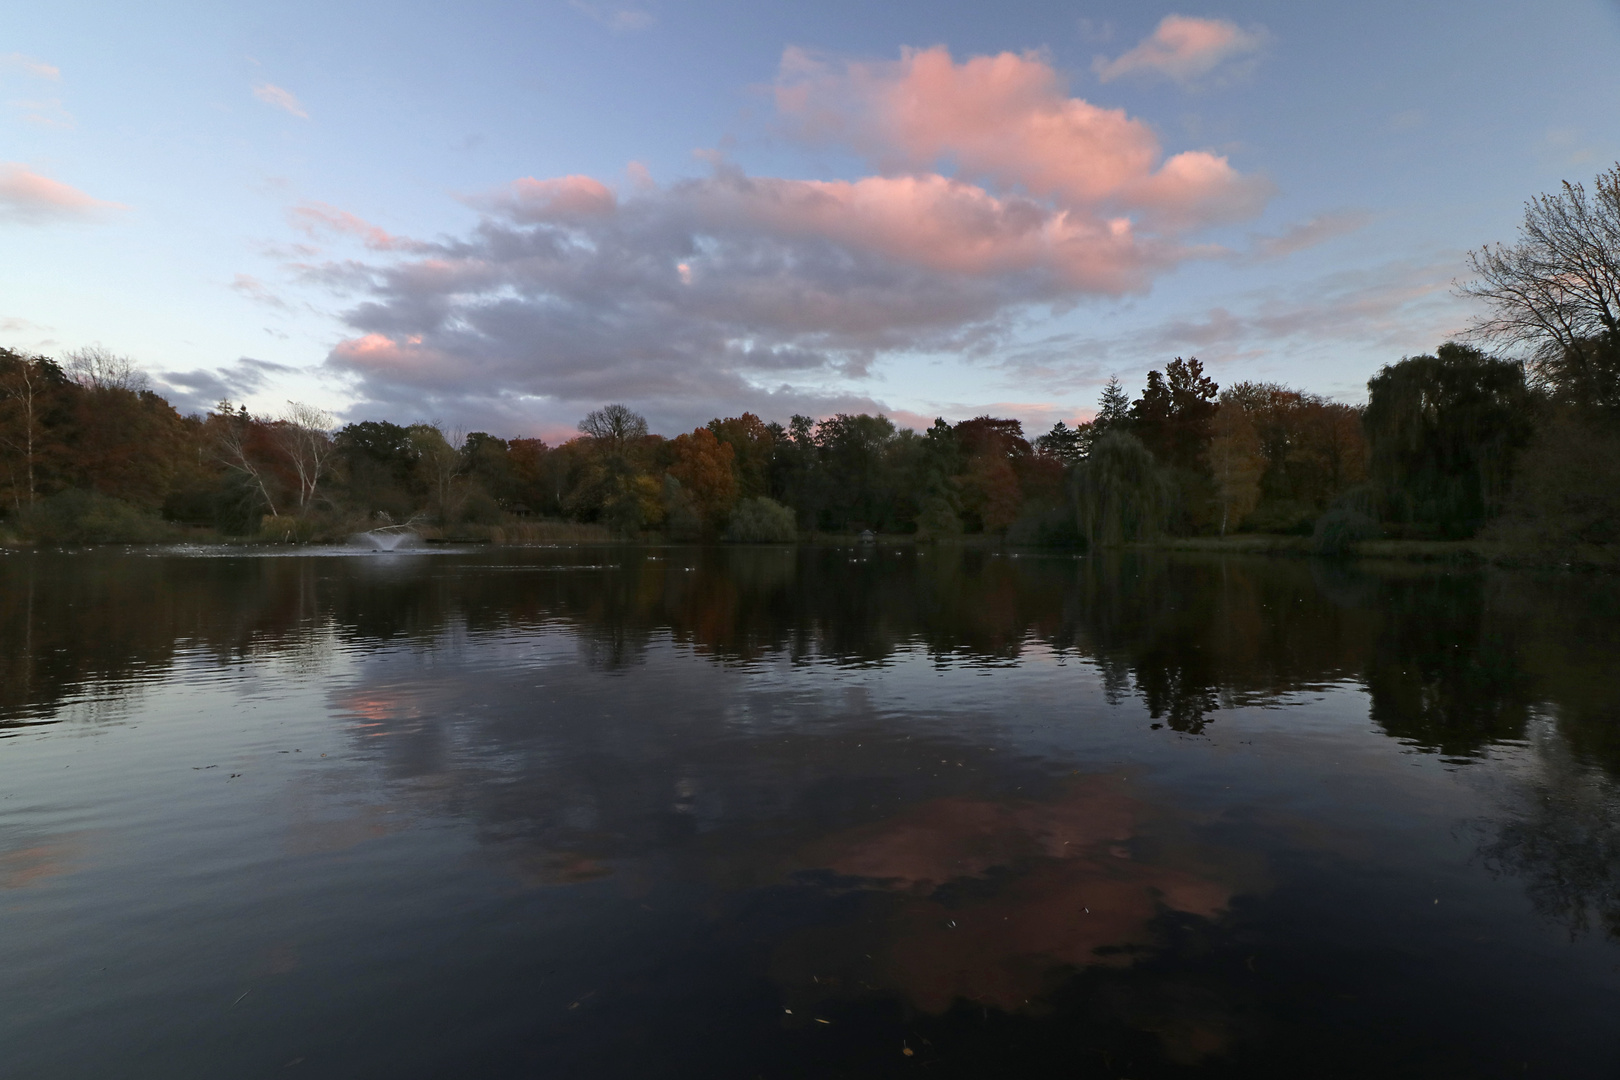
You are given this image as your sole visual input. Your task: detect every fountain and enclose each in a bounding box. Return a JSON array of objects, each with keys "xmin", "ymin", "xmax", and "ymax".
[{"xmin": 350, "ymin": 526, "xmax": 421, "ymax": 551}]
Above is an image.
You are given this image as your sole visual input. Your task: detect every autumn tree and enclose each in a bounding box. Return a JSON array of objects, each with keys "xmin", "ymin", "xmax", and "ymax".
[
  {"xmin": 1219, "ymin": 382, "xmax": 1367, "ymax": 531},
  {"xmin": 953, "ymin": 417, "xmax": 1030, "ymax": 533},
  {"xmin": 1460, "ymin": 165, "xmax": 1620, "ymax": 549},
  {"xmin": 1206, "ymin": 401, "xmax": 1263, "ymax": 535},
  {"xmin": 668, "ymin": 427, "xmax": 737, "ymax": 532},
  {"xmin": 707, "ymin": 413, "xmax": 775, "ymax": 499}
]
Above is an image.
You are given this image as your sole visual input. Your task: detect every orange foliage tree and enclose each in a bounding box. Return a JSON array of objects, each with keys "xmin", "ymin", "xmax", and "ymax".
[
  {"xmin": 952, "ymin": 417, "xmax": 1031, "ymax": 533},
  {"xmin": 707, "ymin": 413, "xmax": 775, "ymax": 499},
  {"xmin": 668, "ymin": 427, "xmax": 737, "ymax": 532},
  {"xmin": 1207, "ymin": 401, "xmax": 1264, "ymax": 535}
]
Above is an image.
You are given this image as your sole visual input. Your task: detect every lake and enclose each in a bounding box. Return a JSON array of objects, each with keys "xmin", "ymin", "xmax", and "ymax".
[{"xmin": 2, "ymin": 544, "xmax": 1618, "ymax": 1078}]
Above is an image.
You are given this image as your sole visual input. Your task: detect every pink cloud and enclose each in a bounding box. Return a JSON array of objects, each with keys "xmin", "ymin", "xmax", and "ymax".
[
  {"xmin": 1, "ymin": 53, "xmax": 60, "ymax": 80},
  {"xmin": 1093, "ymin": 15, "xmax": 1267, "ymax": 86},
  {"xmin": 312, "ymin": 44, "xmax": 1284, "ymax": 432},
  {"xmin": 680, "ymin": 171, "xmax": 1176, "ymax": 292},
  {"xmin": 0, "ymin": 163, "xmax": 124, "ymax": 224},
  {"xmin": 468, "ymin": 175, "xmax": 618, "ymax": 221},
  {"xmin": 289, "ymin": 201, "xmax": 419, "ymax": 251},
  {"xmin": 330, "ymin": 333, "xmax": 451, "ymax": 383},
  {"xmin": 774, "ymin": 45, "xmax": 1269, "ymax": 230},
  {"xmin": 252, "ymin": 82, "xmax": 308, "ymax": 118}
]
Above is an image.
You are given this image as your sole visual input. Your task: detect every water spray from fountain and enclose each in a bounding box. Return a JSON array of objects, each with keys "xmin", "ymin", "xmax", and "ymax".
[{"xmin": 350, "ymin": 513, "xmax": 424, "ymax": 551}]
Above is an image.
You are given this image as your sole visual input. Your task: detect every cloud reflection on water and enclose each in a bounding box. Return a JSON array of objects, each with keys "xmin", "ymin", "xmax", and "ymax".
[{"xmin": 782, "ymin": 776, "xmax": 1265, "ymax": 1019}]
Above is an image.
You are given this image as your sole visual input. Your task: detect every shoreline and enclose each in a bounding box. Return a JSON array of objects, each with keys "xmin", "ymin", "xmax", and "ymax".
[{"xmin": 4, "ymin": 524, "xmax": 1615, "ymax": 571}]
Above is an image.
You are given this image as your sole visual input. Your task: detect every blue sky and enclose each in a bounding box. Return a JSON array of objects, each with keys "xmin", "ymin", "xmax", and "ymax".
[{"xmin": 4, "ymin": 1, "xmax": 1618, "ymax": 438}]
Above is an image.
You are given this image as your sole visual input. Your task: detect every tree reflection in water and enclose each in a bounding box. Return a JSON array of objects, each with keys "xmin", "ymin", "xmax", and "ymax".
[
  {"xmin": 1478, "ymin": 723, "xmax": 1620, "ymax": 941},
  {"xmin": 3, "ymin": 545, "xmax": 1620, "ymax": 1075},
  {"xmin": 5, "ymin": 546, "xmax": 1615, "ymax": 766}
]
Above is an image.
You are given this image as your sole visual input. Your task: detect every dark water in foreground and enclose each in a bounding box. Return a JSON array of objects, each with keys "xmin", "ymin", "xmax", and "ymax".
[{"xmin": 2, "ymin": 545, "xmax": 1618, "ymax": 1079}]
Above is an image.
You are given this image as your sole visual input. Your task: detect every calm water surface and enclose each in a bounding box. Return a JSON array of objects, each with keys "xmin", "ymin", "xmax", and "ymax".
[{"xmin": 2, "ymin": 545, "xmax": 1618, "ymax": 1078}]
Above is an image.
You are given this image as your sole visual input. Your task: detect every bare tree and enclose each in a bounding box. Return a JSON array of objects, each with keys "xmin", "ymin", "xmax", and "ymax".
[
  {"xmin": 65, "ymin": 345, "xmax": 149, "ymax": 393},
  {"xmin": 578, "ymin": 404, "xmax": 648, "ymax": 452},
  {"xmin": 277, "ymin": 401, "xmax": 335, "ymax": 511},
  {"xmin": 0, "ymin": 354, "xmax": 51, "ymax": 510},
  {"xmin": 1460, "ymin": 163, "xmax": 1620, "ymax": 408},
  {"xmin": 211, "ymin": 402, "xmax": 278, "ymax": 518}
]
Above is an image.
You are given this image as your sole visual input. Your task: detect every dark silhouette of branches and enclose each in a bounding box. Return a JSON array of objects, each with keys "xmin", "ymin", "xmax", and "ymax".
[{"xmin": 1461, "ymin": 163, "xmax": 1620, "ymax": 408}]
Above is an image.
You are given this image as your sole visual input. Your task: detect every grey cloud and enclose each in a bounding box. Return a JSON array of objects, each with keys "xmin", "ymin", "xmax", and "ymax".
[
  {"xmin": 155, "ymin": 357, "xmax": 297, "ymax": 416},
  {"xmin": 997, "ymin": 256, "xmax": 1472, "ymax": 401},
  {"xmin": 318, "ymin": 173, "xmax": 1063, "ymax": 433}
]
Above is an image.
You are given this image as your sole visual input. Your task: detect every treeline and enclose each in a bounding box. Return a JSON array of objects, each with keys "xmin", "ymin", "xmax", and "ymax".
[
  {"xmin": 0, "ymin": 342, "xmax": 1596, "ymax": 551},
  {"xmin": 3, "ymin": 164, "xmax": 1616, "ymax": 551},
  {"xmin": 0, "ymin": 342, "xmax": 1371, "ymax": 544}
]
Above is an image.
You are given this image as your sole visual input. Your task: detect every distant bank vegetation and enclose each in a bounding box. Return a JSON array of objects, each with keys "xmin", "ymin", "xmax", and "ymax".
[{"xmin": 2, "ymin": 165, "xmax": 1617, "ymax": 561}]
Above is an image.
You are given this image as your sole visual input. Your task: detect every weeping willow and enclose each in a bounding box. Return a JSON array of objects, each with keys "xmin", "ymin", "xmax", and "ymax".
[{"xmin": 1072, "ymin": 431, "xmax": 1174, "ymax": 547}]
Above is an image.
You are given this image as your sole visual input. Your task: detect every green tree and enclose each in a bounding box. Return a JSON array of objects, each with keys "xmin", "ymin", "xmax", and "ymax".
[
  {"xmin": 463, "ymin": 432, "xmax": 516, "ymax": 505},
  {"xmin": 1364, "ymin": 343, "xmax": 1534, "ymax": 537},
  {"xmin": 1130, "ymin": 357, "xmax": 1219, "ymax": 470},
  {"xmin": 1034, "ymin": 421, "xmax": 1085, "ymax": 464},
  {"xmin": 408, "ymin": 424, "xmax": 466, "ymax": 524},
  {"xmin": 725, "ymin": 496, "xmax": 797, "ymax": 542},
  {"xmin": 815, "ymin": 413, "xmax": 897, "ymax": 531},
  {"xmin": 1072, "ymin": 431, "xmax": 1173, "ymax": 547},
  {"xmin": 334, "ymin": 420, "xmax": 419, "ymax": 519}
]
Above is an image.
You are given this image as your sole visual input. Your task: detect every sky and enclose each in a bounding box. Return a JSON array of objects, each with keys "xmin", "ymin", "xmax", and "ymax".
[{"xmin": 4, "ymin": 1, "xmax": 1619, "ymax": 440}]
